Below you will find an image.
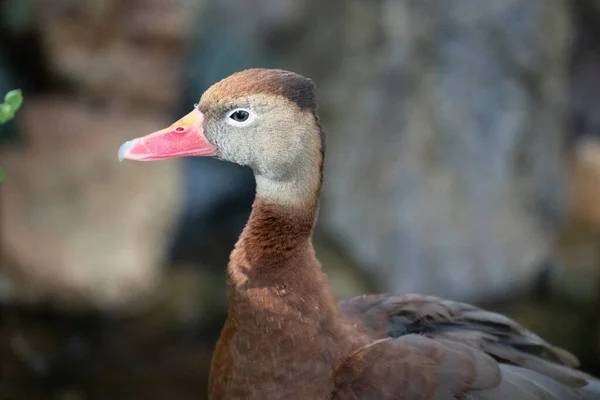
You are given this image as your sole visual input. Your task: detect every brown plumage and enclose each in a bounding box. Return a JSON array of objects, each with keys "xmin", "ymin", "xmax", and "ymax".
[{"xmin": 119, "ymin": 68, "xmax": 600, "ymax": 399}]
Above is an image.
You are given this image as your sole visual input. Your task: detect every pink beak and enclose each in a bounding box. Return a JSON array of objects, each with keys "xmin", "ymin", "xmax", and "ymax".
[{"xmin": 118, "ymin": 108, "xmax": 217, "ymax": 161}]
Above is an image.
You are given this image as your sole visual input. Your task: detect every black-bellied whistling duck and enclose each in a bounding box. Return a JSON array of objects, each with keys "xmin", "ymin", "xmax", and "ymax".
[{"xmin": 118, "ymin": 69, "xmax": 600, "ymax": 399}]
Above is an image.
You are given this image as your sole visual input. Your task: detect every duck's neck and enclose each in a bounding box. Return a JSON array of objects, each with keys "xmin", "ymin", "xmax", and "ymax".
[
  {"xmin": 225, "ymin": 132, "xmax": 343, "ymax": 334},
  {"xmin": 229, "ymin": 165, "xmax": 323, "ymax": 288},
  {"xmin": 212, "ymin": 135, "xmax": 363, "ymax": 397},
  {"xmin": 222, "ymin": 176, "xmax": 352, "ymax": 396}
]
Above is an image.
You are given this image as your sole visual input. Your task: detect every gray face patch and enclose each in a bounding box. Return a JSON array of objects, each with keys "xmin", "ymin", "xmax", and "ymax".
[{"xmin": 200, "ymin": 93, "xmax": 323, "ymax": 206}]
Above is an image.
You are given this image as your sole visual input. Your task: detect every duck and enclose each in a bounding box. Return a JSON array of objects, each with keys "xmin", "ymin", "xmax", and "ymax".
[{"xmin": 118, "ymin": 68, "xmax": 600, "ymax": 399}]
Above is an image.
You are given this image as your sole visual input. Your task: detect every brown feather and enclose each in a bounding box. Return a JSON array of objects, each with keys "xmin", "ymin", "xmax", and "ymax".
[{"xmin": 201, "ymin": 69, "xmax": 317, "ymax": 113}]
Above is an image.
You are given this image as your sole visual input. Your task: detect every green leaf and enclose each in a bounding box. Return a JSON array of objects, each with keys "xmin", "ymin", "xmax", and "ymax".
[
  {"xmin": 4, "ymin": 89, "xmax": 23, "ymax": 111},
  {"xmin": 0, "ymin": 103, "xmax": 14, "ymax": 124},
  {"xmin": 0, "ymin": 89, "xmax": 23, "ymax": 183}
]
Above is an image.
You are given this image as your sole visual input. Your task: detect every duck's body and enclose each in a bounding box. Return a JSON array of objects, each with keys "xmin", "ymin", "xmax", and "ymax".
[{"xmin": 119, "ymin": 68, "xmax": 600, "ymax": 399}]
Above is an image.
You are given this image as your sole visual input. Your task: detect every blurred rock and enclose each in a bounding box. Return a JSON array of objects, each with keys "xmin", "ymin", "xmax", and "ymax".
[
  {"xmin": 0, "ymin": 0, "xmax": 259, "ymax": 316},
  {"xmin": 566, "ymin": 139, "xmax": 600, "ymax": 230},
  {"xmin": 36, "ymin": 0, "xmax": 204, "ymax": 108},
  {"xmin": 316, "ymin": 0, "xmax": 572, "ymax": 302},
  {"xmin": 0, "ymin": 97, "xmax": 181, "ymax": 310},
  {"xmin": 551, "ymin": 0, "xmax": 600, "ymax": 304},
  {"xmin": 0, "ymin": 0, "xmax": 37, "ymax": 35},
  {"xmin": 314, "ymin": 0, "xmax": 572, "ymax": 302},
  {"xmin": 552, "ymin": 139, "xmax": 600, "ymax": 301}
]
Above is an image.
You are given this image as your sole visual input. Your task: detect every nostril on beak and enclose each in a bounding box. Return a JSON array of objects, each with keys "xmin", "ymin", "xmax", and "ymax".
[{"xmin": 174, "ymin": 127, "xmax": 186, "ymax": 133}]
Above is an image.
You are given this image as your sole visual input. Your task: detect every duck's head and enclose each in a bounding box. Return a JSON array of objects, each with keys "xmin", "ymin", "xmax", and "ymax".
[{"xmin": 119, "ymin": 69, "xmax": 323, "ymax": 206}]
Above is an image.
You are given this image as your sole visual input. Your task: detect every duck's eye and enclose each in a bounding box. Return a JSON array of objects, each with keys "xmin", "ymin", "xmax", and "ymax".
[
  {"xmin": 231, "ymin": 110, "xmax": 249, "ymax": 122},
  {"xmin": 226, "ymin": 108, "xmax": 254, "ymax": 127}
]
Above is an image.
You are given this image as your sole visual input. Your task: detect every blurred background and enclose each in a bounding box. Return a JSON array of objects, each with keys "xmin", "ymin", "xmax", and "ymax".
[{"xmin": 1, "ymin": 0, "xmax": 600, "ymax": 398}]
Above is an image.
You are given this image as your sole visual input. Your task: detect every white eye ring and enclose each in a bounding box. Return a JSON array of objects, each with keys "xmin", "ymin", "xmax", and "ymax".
[{"xmin": 226, "ymin": 108, "xmax": 255, "ymax": 127}]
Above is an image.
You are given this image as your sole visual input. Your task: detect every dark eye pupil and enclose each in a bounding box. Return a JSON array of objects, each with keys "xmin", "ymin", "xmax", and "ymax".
[{"xmin": 231, "ymin": 110, "xmax": 249, "ymax": 122}]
